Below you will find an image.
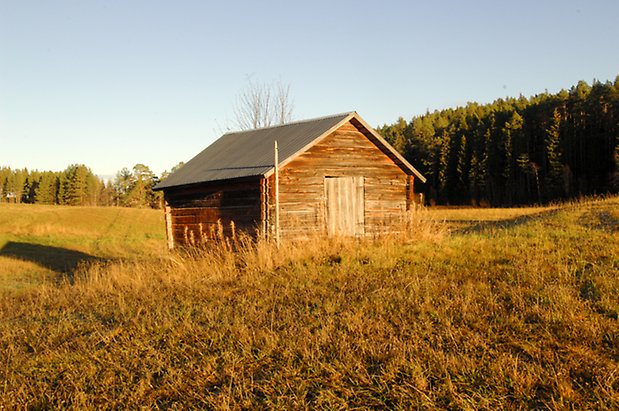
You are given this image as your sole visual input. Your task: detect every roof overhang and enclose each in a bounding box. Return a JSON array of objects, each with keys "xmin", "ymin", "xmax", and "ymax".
[{"xmin": 153, "ymin": 174, "xmax": 261, "ymax": 192}]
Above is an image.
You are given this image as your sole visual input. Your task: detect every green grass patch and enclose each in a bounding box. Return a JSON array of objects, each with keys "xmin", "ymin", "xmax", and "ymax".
[{"xmin": 0, "ymin": 204, "xmax": 166, "ymax": 291}]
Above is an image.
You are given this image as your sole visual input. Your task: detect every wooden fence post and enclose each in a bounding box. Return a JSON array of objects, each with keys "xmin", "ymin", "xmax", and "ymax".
[{"xmin": 275, "ymin": 140, "xmax": 280, "ymax": 248}]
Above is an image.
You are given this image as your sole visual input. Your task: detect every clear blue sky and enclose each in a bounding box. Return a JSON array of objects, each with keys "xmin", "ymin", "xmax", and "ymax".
[{"xmin": 1, "ymin": 0, "xmax": 617, "ymax": 177}]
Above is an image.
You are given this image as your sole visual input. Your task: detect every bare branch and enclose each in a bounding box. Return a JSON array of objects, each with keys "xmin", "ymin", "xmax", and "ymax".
[
  {"xmin": 275, "ymin": 81, "xmax": 293, "ymax": 125},
  {"xmin": 233, "ymin": 78, "xmax": 294, "ymax": 130}
]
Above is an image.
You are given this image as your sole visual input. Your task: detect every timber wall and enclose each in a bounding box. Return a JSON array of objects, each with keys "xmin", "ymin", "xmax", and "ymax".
[
  {"xmin": 164, "ymin": 179, "xmax": 261, "ymax": 247},
  {"xmin": 266, "ymin": 120, "xmax": 413, "ymax": 238}
]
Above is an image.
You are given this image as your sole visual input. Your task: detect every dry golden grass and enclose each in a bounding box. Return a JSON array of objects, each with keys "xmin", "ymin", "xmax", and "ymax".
[
  {"xmin": 427, "ymin": 204, "xmax": 556, "ymax": 221},
  {"xmin": 0, "ymin": 257, "xmax": 56, "ymax": 293},
  {"xmin": 0, "ymin": 198, "xmax": 618, "ymax": 409},
  {"xmin": 423, "ymin": 204, "xmax": 559, "ymax": 233}
]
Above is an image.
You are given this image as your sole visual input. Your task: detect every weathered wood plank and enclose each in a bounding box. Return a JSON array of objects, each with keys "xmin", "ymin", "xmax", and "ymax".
[
  {"xmin": 324, "ymin": 176, "xmax": 364, "ymax": 237},
  {"xmin": 172, "ymin": 205, "xmax": 258, "ymax": 215},
  {"xmin": 164, "ymin": 201, "xmax": 174, "ymax": 249},
  {"xmin": 264, "ymin": 120, "xmax": 412, "ymax": 237}
]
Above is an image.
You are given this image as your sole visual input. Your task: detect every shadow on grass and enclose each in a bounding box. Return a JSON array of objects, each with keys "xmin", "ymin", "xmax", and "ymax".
[
  {"xmin": 578, "ymin": 210, "xmax": 619, "ymax": 234},
  {"xmin": 453, "ymin": 208, "xmax": 560, "ymax": 235},
  {"xmin": 0, "ymin": 241, "xmax": 105, "ymax": 283}
]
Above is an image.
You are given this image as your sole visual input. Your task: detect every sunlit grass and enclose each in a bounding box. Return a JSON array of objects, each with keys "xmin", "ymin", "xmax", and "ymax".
[
  {"xmin": 0, "ymin": 203, "xmax": 165, "ymax": 254},
  {"xmin": 0, "ymin": 204, "xmax": 166, "ymax": 291},
  {"xmin": 0, "ymin": 198, "xmax": 617, "ymax": 408}
]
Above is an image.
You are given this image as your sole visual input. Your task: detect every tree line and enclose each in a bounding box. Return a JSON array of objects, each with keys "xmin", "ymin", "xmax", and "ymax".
[
  {"xmin": 0, "ymin": 163, "xmax": 182, "ymax": 208},
  {"xmin": 378, "ymin": 78, "xmax": 619, "ymax": 206},
  {"xmin": 3, "ymin": 78, "xmax": 616, "ymax": 209}
]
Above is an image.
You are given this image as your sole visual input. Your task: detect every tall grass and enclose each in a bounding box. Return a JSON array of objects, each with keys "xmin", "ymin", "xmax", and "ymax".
[{"xmin": 0, "ymin": 198, "xmax": 618, "ymax": 409}]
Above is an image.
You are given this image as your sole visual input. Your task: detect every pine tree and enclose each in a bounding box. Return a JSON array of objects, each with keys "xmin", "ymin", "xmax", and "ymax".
[
  {"xmin": 35, "ymin": 172, "xmax": 60, "ymax": 205},
  {"xmin": 124, "ymin": 164, "xmax": 151, "ymax": 208},
  {"xmin": 62, "ymin": 164, "xmax": 92, "ymax": 206},
  {"xmin": 544, "ymin": 109, "xmax": 564, "ymax": 199},
  {"xmin": 440, "ymin": 112, "xmax": 467, "ymax": 204},
  {"xmin": 113, "ymin": 167, "xmax": 133, "ymax": 206},
  {"xmin": 97, "ymin": 180, "xmax": 115, "ymax": 207},
  {"xmin": 0, "ymin": 167, "xmax": 11, "ymax": 203},
  {"xmin": 6, "ymin": 169, "xmax": 26, "ymax": 203},
  {"xmin": 502, "ymin": 111, "xmax": 523, "ymax": 205},
  {"xmin": 381, "ymin": 117, "xmax": 409, "ymax": 155}
]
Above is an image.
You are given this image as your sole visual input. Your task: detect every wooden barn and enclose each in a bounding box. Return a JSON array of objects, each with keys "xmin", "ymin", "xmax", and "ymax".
[{"xmin": 154, "ymin": 111, "xmax": 426, "ymax": 248}]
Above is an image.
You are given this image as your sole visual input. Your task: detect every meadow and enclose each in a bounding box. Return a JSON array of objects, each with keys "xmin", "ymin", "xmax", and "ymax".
[
  {"xmin": 0, "ymin": 204, "xmax": 166, "ymax": 292},
  {"xmin": 0, "ymin": 198, "xmax": 617, "ymax": 409}
]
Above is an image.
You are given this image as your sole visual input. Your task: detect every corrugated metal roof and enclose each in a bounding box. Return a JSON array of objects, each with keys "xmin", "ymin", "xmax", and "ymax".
[{"xmin": 155, "ymin": 112, "xmax": 353, "ymax": 190}]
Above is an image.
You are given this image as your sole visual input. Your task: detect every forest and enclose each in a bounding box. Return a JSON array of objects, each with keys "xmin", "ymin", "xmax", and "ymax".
[
  {"xmin": 378, "ymin": 77, "xmax": 619, "ymax": 205},
  {"xmin": 0, "ymin": 163, "xmax": 182, "ymax": 208},
  {"xmin": 1, "ymin": 78, "xmax": 617, "ymax": 208}
]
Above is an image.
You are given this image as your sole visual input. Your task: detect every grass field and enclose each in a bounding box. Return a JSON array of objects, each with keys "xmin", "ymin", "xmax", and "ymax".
[
  {"xmin": 0, "ymin": 198, "xmax": 618, "ymax": 409},
  {"xmin": 0, "ymin": 204, "xmax": 166, "ymax": 292}
]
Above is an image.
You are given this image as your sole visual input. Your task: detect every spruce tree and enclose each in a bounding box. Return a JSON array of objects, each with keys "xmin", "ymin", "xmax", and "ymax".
[
  {"xmin": 63, "ymin": 164, "xmax": 92, "ymax": 206},
  {"xmin": 113, "ymin": 168, "xmax": 133, "ymax": 206},
  {"xmin": 544, "ymin": 109, "xmax": 565, "ymax": 199},
  {"xmin": 35, "ymin": 172, "xmax": 60, "ymax": 205},
  {"xmin": 0, "ymin": 167, "xmax": 11, "ymax": 203}
]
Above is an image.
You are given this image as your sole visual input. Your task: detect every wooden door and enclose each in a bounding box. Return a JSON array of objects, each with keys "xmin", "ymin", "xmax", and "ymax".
[{"xmin": 325, "ymin": 176, "xmax": 364, "ymax": 237}]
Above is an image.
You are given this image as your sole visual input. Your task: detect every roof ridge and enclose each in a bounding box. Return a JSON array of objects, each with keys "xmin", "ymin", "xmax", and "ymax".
[{"xmin": 224, "ymin": 111, "xmax": 355, "ymax": 135}]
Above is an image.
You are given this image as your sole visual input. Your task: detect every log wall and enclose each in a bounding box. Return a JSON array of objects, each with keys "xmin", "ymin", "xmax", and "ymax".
[
  {"xmin": 164, "ymin": 179, "xmax": 261, "ymax": 247},
  {"xmin": 267, "ymin": 120, "xmax": 413, "ymax": 238}
]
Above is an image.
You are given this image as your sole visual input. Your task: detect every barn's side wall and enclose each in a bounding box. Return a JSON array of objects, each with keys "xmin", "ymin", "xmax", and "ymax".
[
  {"xmin": 164, "ymin": 179, "xmax": 262, "ymax": 247},
  {"xmin": 267, "ymin": 120, "xmax": 412, "ymax": 237}
]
